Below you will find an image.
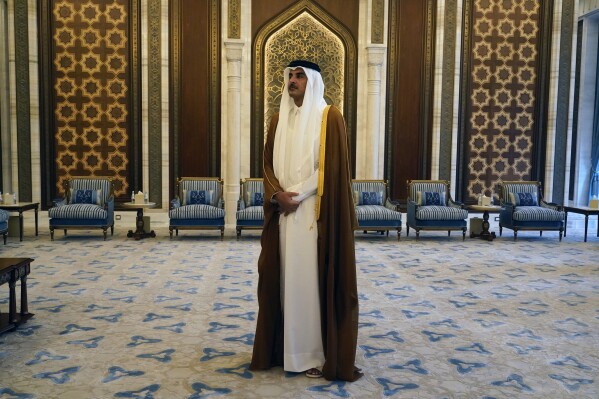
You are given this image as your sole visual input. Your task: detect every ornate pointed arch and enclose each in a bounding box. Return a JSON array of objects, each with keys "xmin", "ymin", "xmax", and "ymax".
[{"xmin": 252, "ymin": 0, "xmax": 357, "ymax": 176}]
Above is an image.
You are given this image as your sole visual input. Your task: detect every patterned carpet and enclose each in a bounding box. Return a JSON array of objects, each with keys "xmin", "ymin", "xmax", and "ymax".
[{"xmin": 0, "ymin": 218, "xmax": 597, "ymax": 399}]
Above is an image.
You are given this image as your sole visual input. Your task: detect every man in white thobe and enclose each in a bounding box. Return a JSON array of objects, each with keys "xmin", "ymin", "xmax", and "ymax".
[{"xmin": 270, "ymin": 60, "xmax": 326, "ymax": 377}]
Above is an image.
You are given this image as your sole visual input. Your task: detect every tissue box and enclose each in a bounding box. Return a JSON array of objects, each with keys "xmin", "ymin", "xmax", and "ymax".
[
  {"xmin": 134, "ymin": 192, "xmax": 145, "ymax": 204},
  {"xmin": 481, "ymin": 196, "xmax": 491, "ymax": 206},
  {"xmin": 590, "ymin": 199, "xmax": 599, "ymax": 209},
  {"xmin": 3, "ymin": 193, "xmax": 14, "ymax": 204}
]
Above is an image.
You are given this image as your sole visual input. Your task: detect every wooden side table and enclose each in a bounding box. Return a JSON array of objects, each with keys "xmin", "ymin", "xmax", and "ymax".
[
  {"xmin": 0, "ymin": 202, "xmax": 39, "ymax": 241},
  {"xmin": 0, "ymin": 258, "xmax": 34, "ymax": 334},
  {"xmin": 563, "ymin": 202, "xmax": 599, "ymax": 242},
  {"xmin": 123, "ymin": 202, "xmax": 156, "ymax": 240},
  {"xmin": 468, "ymin": 205, "xmax": 502, "ymax": 241}
]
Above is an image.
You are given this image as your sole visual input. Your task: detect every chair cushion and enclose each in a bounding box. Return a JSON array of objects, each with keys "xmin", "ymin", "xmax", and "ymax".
[
  {"xmin": 169, "ymin": 204, "xmax": 225, "ymax": 220},
  {"xmin": 49, "ymin": 204, "xmax": 108, "ymax": 220},
  {"xmin": 246, "ymin": 191, "xmax": 264, "ymax": 207},
  {"xmin": 0, "ymin": 209, "xmax": 8, "ymax": 223},
  {"xmin": 512, "ymin": 206, "xmax": 565, "ymax": 222},
  {"xmin": 70, "ymin": 188, "xmax": 103, "ymax": 206},
  {"xmin": 354, "ymin": 191, "xmax": 383, "ymax": 206},
  {"xmin": 355, "ymin": 205, "xmax": 402, "ymax": 221},
  {"xmin": 69, "ymin": 179, "xmax": 111, "ymax": 205},
  {"xmin": 416, "ymin": 205, "xmax": 468, "ymax": 221},
  {"xmin": 510, "ymin": 192, "xmax": 538, "ymax": 206},
  {"xmin": 417, "ymin": 191, "xmax": 445, "ymax": 206},
  {"xmin": 179, "ymin": 180, "xmax": 220, "ymax": 207},
  {"xmin": 183, "ymin": 189, "xmax": 212, "ymax": 205},
  {"xmin": 236, "ymin": 206, "xmax": 264, "ymax": 221}
]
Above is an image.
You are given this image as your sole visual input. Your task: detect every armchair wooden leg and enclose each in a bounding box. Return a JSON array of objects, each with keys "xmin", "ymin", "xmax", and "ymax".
[
  {"xmin": 462, "ymin": 229, "xmax": 466, "ymax": 241},
  {"xmin": 220, "ymin": 228, "xmax": 224, "ymax": 240},
  {"xmin": 3, "ymin": 232, "xmax": 6, "ymax": 244},
  {"xmin": 64, "ymin": 229, "xmax": 67, "ymax": 236},
  {"xmin": 416, "ymin": 230, "xmax": 420, "ymax": 239},
  {"xmin": 540, "ymin": 231, "xmax": 543, "ymax": 236},
  {"xmin": 111, "ymin": 225, "xmax": 114, "ymax": 236},
  {"xmin": 406, "ymin": 226, "xmax": 410, "ymax": 236},
  {"xmin": 169, "ymin": 228, "xmax": 173, "ymax": 239},
  {"xmin": 236, "ymin": 228, "xmax": 241, "ymax": 240},
  {"xmin": 448, "ymin": 231, "xmax": 451, "ymax": 237},
  {"xmin": 103, "ymin": 228, "xmax": 107, "ymax": 241},
  {"xmin": 559, "ymin": 230, "xmax": 563, "ymax": 241},
  {"xmin": 499, "ymin": 226, "xmax": 503, "ymax": 236},
  {"xmin": 176, "ymin": 229, "xmax": 179, "ymax": 236},
  {"xmin": 514, "ymin": 230, "xmax": 518, "ymax": 241},
  {"xmin": 397, "ymin": 230, "xmax": 400, "ymax": 241},
  {"xmin": 50, "ymin": 228, "xmax": 54, "ymax": 241}
]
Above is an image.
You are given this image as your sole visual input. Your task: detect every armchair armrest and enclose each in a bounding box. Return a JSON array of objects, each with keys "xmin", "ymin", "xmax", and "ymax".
[
  {"xmin": 502, "ymin": 202, "xmax": 515, "ymax": 214},
  {"xmin": 106, "ymin": 196, "xmax": 114, "ymax": 223},
  {"xmin": 52, "ymin": 197, "xmax": 66, "ymax": 207},
  {"xmin": 218, "ymin": 197, "xmax": 225, "ymax": 209},
  {"xmin": 237, "ymin": 199, "xmax": 245, "ymax": 211},
  {"xmin": 407, "ymin": 200, "xmax": 419, "ymax": 224},
  {"xmin": 541, "ymin": 200, "xmax": 562, "ymax": 211},
  {"xmin": 448, "ymin": 198, "xmax": 464, "ymax": 209},
  {"xmin": 170, "ymin": 197, "xmax": 181, "ymax": 210},
  {"xmin": 384, "ymin": 198, "xmax": 400, "ymax": 212}
]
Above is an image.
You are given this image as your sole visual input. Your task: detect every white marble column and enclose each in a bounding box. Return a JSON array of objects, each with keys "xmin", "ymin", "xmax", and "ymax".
[
  {"xmin": 224, "ymin": 40, "xmax": 244, "ymax": 230},
  {"xmin": 365, "ymin": 45, "xmax": 385, "ymax": 179}
]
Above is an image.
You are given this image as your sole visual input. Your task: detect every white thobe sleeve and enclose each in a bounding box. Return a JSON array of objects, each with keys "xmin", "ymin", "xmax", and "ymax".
[{"xmin": 290, "ymin": 171, "xmax": 318, "ymax": 202}]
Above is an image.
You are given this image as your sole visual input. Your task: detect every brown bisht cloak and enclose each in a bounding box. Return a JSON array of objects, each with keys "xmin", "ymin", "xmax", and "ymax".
[{"xmin": 249, "ymin": 106, "xmax": 362, "ymax": 382}]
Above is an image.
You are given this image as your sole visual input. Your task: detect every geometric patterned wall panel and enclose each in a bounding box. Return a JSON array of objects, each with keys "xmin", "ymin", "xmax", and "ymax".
[
  {"xmin": 52, "ymin": 0, "xmax": 132, "ymax": 197},
  {"xmin": 465, "ymin": 0, "xmax": 541, "ymax": 201}
]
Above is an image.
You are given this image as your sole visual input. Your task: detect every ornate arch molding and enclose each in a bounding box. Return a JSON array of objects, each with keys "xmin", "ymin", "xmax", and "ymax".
[{"xmin": 252, "ymin": 0, "xmax": 357, "ymax": 176}]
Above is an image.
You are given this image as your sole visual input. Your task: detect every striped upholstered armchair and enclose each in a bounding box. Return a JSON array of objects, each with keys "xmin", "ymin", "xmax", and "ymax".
[
  {"xmin": 352, "ymin": 179, "xmax": 402, "ymax": 240},
  {"xmin": 169, "ymin": 177, "xmax": 225, "ymax": 239},
  {"xmin": 48, "ymin": 177, "xmax": 115, "ymax": 240},
  {"xmin": 406, "ymin": 180, "xmax": 468, "ymax": 239},
  {"xmin": 498, "ymin": 181, "xmax": 565, "ymax": 240},
  {"xmin": 0, "ymin": 209, "xmax": 8, "ymax": 244},
  {"xmin": 236, "ymin": 178, "xmax": 264, "ymax": 239}
]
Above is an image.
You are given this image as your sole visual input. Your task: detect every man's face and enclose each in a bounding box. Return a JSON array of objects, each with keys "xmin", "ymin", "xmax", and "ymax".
[{"xmin": 288, "ymin": 68, "xmax": 307, "ymax": 106}]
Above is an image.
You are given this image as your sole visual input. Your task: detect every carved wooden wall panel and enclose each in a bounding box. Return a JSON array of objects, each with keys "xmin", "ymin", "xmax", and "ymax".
[
  {"xmin": 459, "ymin": 0, "xmax": 552, "ymax": 202},
  {"xmin": 40, "ymin": 0, "xmax": 140, "ymax": 205}
]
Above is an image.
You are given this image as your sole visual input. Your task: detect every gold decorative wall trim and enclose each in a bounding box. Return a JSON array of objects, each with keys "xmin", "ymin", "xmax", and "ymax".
[
  {"xmin": 131, "ymin": 0, "xmax": 141, "ymax": 194},
  {"xmin": 15, "ymin": 0, "xmax": 31, "ymax": 201},
  {"xmin": 371, "ymin": 0, "xmax": 384, "ymax": 44},
  {"xmin": 210, "ymin": 0, "xmax": 220, "ymax": 175},
  {"xmin": 439, "ymin": 0, "xmax": 457, "ymax": 182},
  {"xmin": 384, "ymin": 0, "xmax": 398, "ymax": 178},
  {"xmin": 228, "ymin": 0, "xmax": 240, "ymax": 39},
  {"xmin": 169, "ymin": 0, "xmax": 181, "ymax": 183},
  {"xmin": 252, "ymin": 0, "xmax": 357, "ymax": 176},
  {"xmin": 422, "ymin": 0, "xmax": 436, "ymax": 174},
  {"xmin": 148, "ymin": 0, "xmax": 162, "ymax": 205}
]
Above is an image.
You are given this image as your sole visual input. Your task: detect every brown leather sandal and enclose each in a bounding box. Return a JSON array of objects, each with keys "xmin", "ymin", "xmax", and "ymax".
[{"xmin": 305, "ymin": 368, "xmax": 323, "ymax": 378}]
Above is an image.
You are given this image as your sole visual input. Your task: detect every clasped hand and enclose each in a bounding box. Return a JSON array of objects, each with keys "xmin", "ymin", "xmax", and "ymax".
[{"xmin": 275, "ymin": 191, "xmax": 300, "ymax": 216}]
